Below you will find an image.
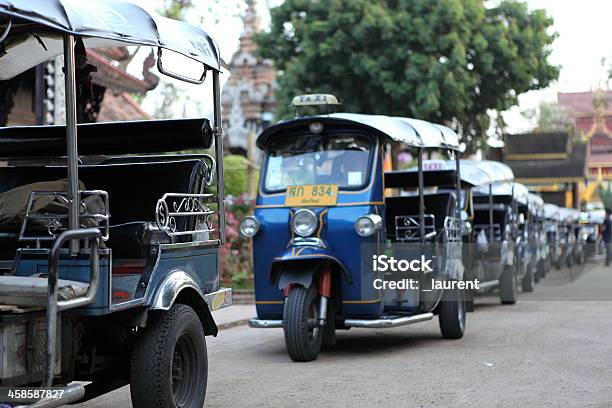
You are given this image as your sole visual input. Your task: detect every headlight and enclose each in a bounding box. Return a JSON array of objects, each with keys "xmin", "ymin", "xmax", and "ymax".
[
  {"xmin": 293, "ymin": 209, "xmax": 317, "ymax": 237},
  {"xmin": 240, "ymin": 216, "xmax": 260, "ymax": 237},
  {"xmin": 355, "ymin": 214, "xmax": 382, "ymax": 237}
]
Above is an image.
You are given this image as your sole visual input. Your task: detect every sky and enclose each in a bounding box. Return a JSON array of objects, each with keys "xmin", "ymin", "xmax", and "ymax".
[{"xmin": 131, "ymin": 0, "xmax": 612, "ymax": 133}]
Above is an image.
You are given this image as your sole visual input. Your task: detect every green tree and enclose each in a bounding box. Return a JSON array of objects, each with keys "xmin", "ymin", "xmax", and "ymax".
[{"xmin": 256, "ymin": 0, "xmax": 559, "ymax": 154}]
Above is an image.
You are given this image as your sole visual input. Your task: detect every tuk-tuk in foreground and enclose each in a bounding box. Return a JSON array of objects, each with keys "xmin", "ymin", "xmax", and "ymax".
[
  {"xmin": 244, "ymin": 96, "xmax": 468, "ymax": 361},
  {"xmin": 0, "ymin": 2, "xmax": 231, "ymax": 407}
]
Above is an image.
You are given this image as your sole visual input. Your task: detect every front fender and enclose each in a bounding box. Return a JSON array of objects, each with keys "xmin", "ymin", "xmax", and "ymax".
[{"xmin": 273, "ymin": 246, "xmax": 352, "ymax": 285}]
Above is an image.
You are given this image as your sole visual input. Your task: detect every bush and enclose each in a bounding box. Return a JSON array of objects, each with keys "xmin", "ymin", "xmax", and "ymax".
[{"xmin": 220, "ymin": 195, "xmax": 254, "ymax": 290}]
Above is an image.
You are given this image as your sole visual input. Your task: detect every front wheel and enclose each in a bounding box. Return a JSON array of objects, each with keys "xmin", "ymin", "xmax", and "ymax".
[
  {"xmin": 499, "ymin": 265, "xmax": 517, "ymax": 304},
  {"xmin": 438, "ymin": 287, "xmax": 466, "ymax": 339},
  {"xmin": 522, "ymin": 267, "xmax": 535, "ymax": 292},
  {"xmin": 130, "ymin": 304, "xmax": 207, "ymax": 408},
  {"xmin": 283, "ymin": 285, "xmax": 323, "ymax": 362}
]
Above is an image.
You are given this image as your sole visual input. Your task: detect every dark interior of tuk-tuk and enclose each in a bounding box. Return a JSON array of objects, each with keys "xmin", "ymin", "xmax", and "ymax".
[
  {"xmin": 385, "ymin": 193, "xmax": 457, "ymax": 242},
  {"xmin": 0, "ymin": 119, "xmax": 215, "ymax": 274},
  {"xmin": 383, "ymin": 170, "xmax": 460, "ymax": 242}
]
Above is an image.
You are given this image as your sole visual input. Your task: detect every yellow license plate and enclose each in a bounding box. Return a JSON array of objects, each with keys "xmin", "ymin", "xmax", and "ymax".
[{"xmin": 285, "ymin": 184, "xmax": 339, "ymax": 207}]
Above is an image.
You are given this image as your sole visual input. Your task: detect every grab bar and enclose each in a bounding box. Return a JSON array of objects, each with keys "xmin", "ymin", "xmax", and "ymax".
[{"xmin": 45, "ymin": 228, "xmax": 102, "ymax": 387}]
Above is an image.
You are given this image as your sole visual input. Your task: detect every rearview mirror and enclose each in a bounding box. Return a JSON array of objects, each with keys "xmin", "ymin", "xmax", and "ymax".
[{"xmin": 157, "ymin": 48, "xmax": 206, "ymax": 84}]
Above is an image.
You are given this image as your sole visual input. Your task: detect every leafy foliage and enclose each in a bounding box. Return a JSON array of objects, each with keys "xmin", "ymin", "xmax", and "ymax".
[
  {"xmin": 256, "ymin": 0, "xmax": 559, "ymax": 154},
  {"xmin": 224, "ymin": 154, "xmax": 258, "ymax": 197}
]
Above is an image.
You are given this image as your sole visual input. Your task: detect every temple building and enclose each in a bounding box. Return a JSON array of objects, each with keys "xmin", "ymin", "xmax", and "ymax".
[
  {"xmin": 0, "ymin": 47, "xmax": 158, "ymax": 127},
  {"xmin": 221, "ymin": 0, "xmax": 276, "ymax": 156},
  {"xmin": 488, "ymin": 132, "xmax": 587, "ymax": 208},
  {"xmin": 558, "ymin": 90, "xmax": 612, "ymax": 182}
]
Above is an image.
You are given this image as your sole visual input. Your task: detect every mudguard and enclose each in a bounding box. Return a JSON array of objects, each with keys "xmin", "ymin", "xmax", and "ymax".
[
  {"xmin": 278, "ymin": 264, "xmax": 315, "ymax": 290},
  {"xmin": 272, "ymin": 246, "xmax": 352, "ymax": 289}
]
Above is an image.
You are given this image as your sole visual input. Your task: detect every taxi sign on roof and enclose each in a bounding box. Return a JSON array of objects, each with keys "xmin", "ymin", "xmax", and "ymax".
[{"xmin": 291, "ymin": 94, "xmax": 341, "ymax": 107}]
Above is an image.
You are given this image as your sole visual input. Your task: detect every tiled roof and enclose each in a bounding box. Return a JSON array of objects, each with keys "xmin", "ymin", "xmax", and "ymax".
[
  {"xmin": 504, "ymin": 142, "xmax": 587, "ymax": 179},
  {"xmin": 558, "ymin": 91, "xmax": 612, "ymax": 115},
  {"xmin": 98, "ymin": 91, "xmax": 151, "ymax": 122},
  {"xmin": 503, "ymin": 132, "xmax": 569, "ymax": 156},
  {"xmin": 88, "ymin": 50, "xmax": 153, "ymax": 94}
]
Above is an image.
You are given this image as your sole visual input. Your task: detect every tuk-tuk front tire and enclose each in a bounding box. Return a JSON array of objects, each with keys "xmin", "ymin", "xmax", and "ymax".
[
  {"xmin": 499, "ymin": 266, "xmax": 517, "ymax": 305},
  {"xmin": 130, "ymin": 304, "xmax": 208, "ymax": 408},
  {"xmin": 283, "ymin": 284, "xmax": 323, "ymax": 362},
  {"xmin": 438, "ymin": 287, "xmax": 466, "ymax": 339}
]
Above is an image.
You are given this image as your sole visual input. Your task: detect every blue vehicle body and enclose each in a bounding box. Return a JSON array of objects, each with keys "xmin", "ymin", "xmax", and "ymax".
[{"xmin": 247, "ymin": 113, "xmax": 466, "ymax": 332}]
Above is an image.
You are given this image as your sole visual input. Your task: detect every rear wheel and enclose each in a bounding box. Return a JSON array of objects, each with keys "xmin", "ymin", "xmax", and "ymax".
[
  {"xmin": 283, "ymin": 284, "xmax": 323, "ymax": 361},
  {"xmin": 130, "ymin": 304, "xmax": 207, "ymax": 408},
  {"xmin": 499, "ymin": 265, "xmax": 517, "ymax": 304},
  {"xmin": 438, "ymin": 287, "xmax": 466, "ymax": 339}
]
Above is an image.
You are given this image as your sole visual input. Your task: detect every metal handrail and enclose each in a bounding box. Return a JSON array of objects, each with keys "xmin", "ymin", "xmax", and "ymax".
[{"xmin": 45, "ymin": 228, "xmax": 102, "ymax": 387}]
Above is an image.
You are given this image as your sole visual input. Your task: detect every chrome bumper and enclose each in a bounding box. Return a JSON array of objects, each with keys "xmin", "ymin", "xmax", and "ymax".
[
  {"xmin": 249, "ymin": 312, "xmax": 435, "ymax": 330},
  {"xmin": 204, "ymin": 287, "xmax": 232, "ymax": 311},
  {"xmin": 344, "ymin": 312, "xmax": 434, "ymax": 328},
  {"xmin": 248, "ymin": 318, "xmax": 283, "ymax": 328}
]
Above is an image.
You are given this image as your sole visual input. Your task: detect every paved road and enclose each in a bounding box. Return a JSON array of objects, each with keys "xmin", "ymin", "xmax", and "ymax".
[{"xmin": 77, "ymin": 263, "xmax": 612, "ymax": 408}]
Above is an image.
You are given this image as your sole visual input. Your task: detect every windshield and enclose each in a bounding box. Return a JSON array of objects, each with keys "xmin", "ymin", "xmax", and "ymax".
[{"xmin": 263, "ymin": 134, "xmax": 373, "ymax": 192}]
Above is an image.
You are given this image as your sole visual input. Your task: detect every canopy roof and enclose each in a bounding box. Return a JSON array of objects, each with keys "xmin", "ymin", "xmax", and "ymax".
[
  {"xmin": 0, "ymin": 0, "xmax": 220, "ymax": 80},
  {"xmin": 473, "ymin": 181, "xmax": 529, "ymax": 205},
  {"xmin": 559, "ymin": 207, "xmax": 580, "ymax": 222},
  {"xmin": 0, "ymin": 118, "xmax": 213, "ymax": 157},
  {"xmin": 256, "ymin": 113, "xmax": 460, "ymax": 150},
  {"xmin": 385, "ymin": 160, "xmax": 513, "ymax": 188},
  {"xmin": 543, "ymin": 203, "xmax": 560, "ymax": 220},
  {"xmin": 527, "ymin": 193, "xmax": 544, "ymax": 214}
]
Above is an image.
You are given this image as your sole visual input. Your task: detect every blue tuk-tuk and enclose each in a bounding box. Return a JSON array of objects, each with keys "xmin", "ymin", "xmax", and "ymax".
[
  {"xmin": 0, "ymin": 2, "xmax": 230, "ymax": 407},
  {"xmin": 243, "ymin": 95, "xmax": 467, "ymax": 362}
]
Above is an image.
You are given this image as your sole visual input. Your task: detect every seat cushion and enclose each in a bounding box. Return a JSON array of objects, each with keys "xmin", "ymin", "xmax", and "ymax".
[{"xmin": 0, "ymin": 275, "xmax": 89, "ymax": 308}]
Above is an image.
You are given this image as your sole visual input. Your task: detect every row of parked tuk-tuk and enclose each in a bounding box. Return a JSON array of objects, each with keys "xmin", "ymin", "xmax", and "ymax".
[
  {"xmin": 242, "ymin": 96, "xmax": 604, "ymax": 363},
  {"xmin": 0, "ymin": 2, "xmax": 603, "ymax": 407}
]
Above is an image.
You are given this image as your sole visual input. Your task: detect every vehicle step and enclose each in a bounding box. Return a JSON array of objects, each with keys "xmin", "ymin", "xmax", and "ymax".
[{"xmin": 248, "ymin": 318, "xmax": 283, "ymax": 328}]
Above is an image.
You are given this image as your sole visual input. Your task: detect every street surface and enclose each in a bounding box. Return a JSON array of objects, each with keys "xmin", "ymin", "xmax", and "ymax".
[{"xmin": 77, "ymin": 263, "xmax": 612, "ymax": 408}]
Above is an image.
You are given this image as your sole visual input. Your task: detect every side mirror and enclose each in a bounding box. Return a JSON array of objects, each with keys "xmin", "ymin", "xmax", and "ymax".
[{"xmin": 157, "ymin": 48, "xmax": 207, "ymax": 84}]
